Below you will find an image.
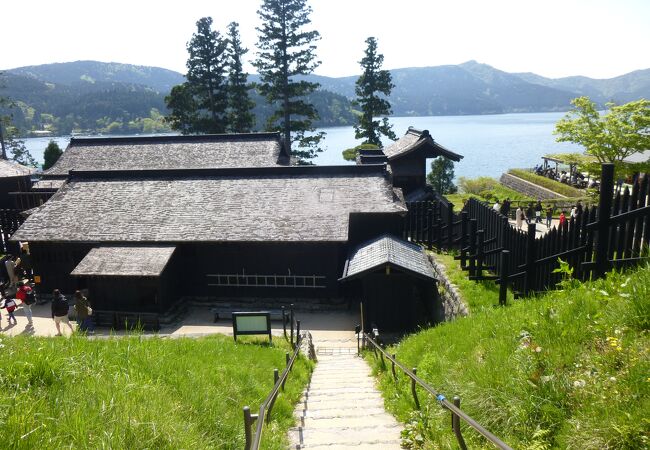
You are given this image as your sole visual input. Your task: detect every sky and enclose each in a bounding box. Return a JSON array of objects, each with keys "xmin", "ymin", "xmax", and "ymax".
[{"xmin": 2, "ymin": 0, "xmax": 649, "ymax": 79}]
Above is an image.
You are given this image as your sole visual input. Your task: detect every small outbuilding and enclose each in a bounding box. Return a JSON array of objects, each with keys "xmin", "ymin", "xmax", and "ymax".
[{"xmin": 340, "ymin": 234, "xmax": 439, "ymax": 332}]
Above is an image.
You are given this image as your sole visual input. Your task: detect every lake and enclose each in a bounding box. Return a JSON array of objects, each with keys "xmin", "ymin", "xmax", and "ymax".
[{"xmin": 22, "ymin": 111, "xmax": 581, "ymax": 179}]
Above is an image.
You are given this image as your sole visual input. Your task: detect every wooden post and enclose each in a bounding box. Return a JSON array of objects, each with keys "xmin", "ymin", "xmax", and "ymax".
[
  {"xmin": 243, "ymin": 406, "xmax": 254, "ymax": 450},
  {"xmin": 524, "ymin": 223, "xmax": 537, "ymax": 295},
  {"xmin": 460, "ymin": 211, "xmax": 468, "ymax": 268},
  {"xmin": 411, "ymin": 367, "xmax": 420, "ymax": 409},
  {"xmin": 447, "ymin": 203, "xmax": 454, "ymax": 250},
  {"xmin": 595, "ymin": 163, "xmax": 614, "ymax": 278},
  {"xmin": 290, "ymin": 303, "xmax": 295, "ymax": 348},
  {"xmin": 499, "ymin": 250, "xmax": 509, "ymax": 306},
  {"xmin": 468, "ymin": 219, "xmax": 477, "ymax": 277},
  {"xmin": 476, "ymin": 230, "xmax": 485, "ymax": 279}
]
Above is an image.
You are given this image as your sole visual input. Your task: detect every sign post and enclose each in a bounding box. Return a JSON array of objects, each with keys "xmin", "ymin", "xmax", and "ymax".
[{"xmin": 232, "ymin": 312, "xmax": 272, "ymax": 343}]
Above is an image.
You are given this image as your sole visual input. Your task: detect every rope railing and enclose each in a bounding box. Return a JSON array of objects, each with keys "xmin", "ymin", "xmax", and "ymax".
[
  {"xmin": 243, "ymin": 312, "xmax": 302, "ymax": 450},
  {"xmin": 362, "ymin": 331, "xmax": 513, "ymax": 450}
]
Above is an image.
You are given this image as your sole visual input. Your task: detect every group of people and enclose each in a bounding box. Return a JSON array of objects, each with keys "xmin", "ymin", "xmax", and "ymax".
[
  {"xmin": 1, "ymin": 285, "xmax": 94, "ymax": 335},
  {"xmin": 493, "ymin": 198, "xmax": 584, "ymax": 231},
  {"xmin": 533, "ymin": 165, "xmax": 592, "ymax": 188}
]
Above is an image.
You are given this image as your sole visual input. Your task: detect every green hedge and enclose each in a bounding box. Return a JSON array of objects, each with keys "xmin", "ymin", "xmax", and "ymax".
[{"xmin": 509, "ymin": 168, "xmax": 584, "ymax": 197}]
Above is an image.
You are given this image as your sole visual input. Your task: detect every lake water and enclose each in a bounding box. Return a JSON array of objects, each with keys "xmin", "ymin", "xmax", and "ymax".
[{"xmin": 22, "ymin": 111, "xmax": 581, "ymax": 179}]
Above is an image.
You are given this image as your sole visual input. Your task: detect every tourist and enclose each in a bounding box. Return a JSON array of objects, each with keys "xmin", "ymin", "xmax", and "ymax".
[
  {"xmin": 535, "ymin": 200, "xmax": 543, "ymax": 223},
  {"xmin": 16, "ymin": 281, "xmax": 34, "ymax": 326},
  {"xmin": 1, "ymin": 296, "xmax": 18, "ymax": 325},
  {"xmin": 515, "ymin": 207, "xmax": 524, "ymax": 229},
  {"xmin": 559, "ymin": 211, "xmax": 567, "ymax": 228},
  {"xmin": 570, "ymin": 205, "xmax": 577, "ymax": 220},
  {"xmin": 73, "ymin": 291, "xmax": 94, "ymax": 333},
  {"xmin": 526, "ymin": 204, "xmax": 534, "ymax": 225},
  {"xmin": 546, "ymin": 205, "xmax": 553, "ymax": 228},
  {"xmin": 493, "ymin": 199, "xmax": 501, "ymax": 212},
  {"xmin": 501, "ymin": 198, "xmax": 511, "ymax": 217},
  {"xmin": 4, "ymin": 256, "xmax": 18, "ymax": 291},
  {"xmin": 576, "ymin": 200, "xmax": 583, "ymax": 219},
  {"xmin": 51, "ymin": 289, "xmax": 73, "ymax": 336}
]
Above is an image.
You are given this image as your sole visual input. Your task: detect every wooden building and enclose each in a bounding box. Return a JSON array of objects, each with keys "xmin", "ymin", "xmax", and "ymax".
[
  {"xmin": 357, "ymin": 128, "xmax": 463, "ymax": 199},
  {"xmin": 0, "ymin": 159, "xmax": 36, "ymax": 209},
  {"xmin": 340, "ymin": 235, "xmax": 438, "ymax": 331}
]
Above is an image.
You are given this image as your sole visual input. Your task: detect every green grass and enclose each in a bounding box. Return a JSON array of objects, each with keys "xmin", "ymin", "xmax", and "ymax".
[
  {"xmin": 368, "ymin": 262, "xmax": 650, "ymax": 449},
  {"xmin": 509, "ymin": 169, "xmax": 585, "ymax": 198},
  {"xmin": 0, "ymin": 334, "xmax": 313, "ymax": 449},
  {"xmin": 432, "ymin": 252, "xmax": 514, "ymax": 313}
]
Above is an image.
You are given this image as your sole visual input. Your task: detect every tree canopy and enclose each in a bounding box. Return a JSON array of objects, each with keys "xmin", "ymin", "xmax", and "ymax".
[
  {"xmin": 253, "ymin": 0, "xmax": 324, "ymax": 163},
  {"xmin": 427, "ymin": 156, "xmax": 457, "ymax": 194},
  {"xmin": 554, "ymin": 97, "xmax": 650, "ymax": 164},
  {"xmin": 165, "ymin": 17, "xmax": 229, "ymax": 134},
  {"xmin": 226, "ymin": 22, "xmax": 255, "ymax": 133},
  {"xmin": 43, "ymin": 140, "xmax": 63, "ymax": 170},
  {"xmin": 354, "ymin": 37, "xmax": 396, "ymax": 146}
]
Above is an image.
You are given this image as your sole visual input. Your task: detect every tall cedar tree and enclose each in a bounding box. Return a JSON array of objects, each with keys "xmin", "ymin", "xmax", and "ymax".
[
  {"xmin": 354, "ymin": 37, "xmax": 396, "ymax": 146},
  {"xmin": 226, "ymin": 22, "xmax": 255, "ymax": 133},
  {"xmin": 166, "ymin": 17, "xmax": 228, "ymax": 134},
  {"xmin": 43, "ymin": 140, "xmax": 63, "ymax": 170},
  {"xmin": 427, "ymin": 156, "xmax": 457, "ymax": 194},
  {"xmin": 254, "ymin": 0, "xmax": 324, "ymax": 163}
]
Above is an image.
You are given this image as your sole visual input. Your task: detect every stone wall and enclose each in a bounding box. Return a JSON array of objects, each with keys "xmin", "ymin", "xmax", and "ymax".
[
  {"xmin": 428, "ymin": 254, "xmax": 468, "ymax": 320},
  {"xmin": 500, "ymin": 173, "xmax": 566, "ymax": 200}
]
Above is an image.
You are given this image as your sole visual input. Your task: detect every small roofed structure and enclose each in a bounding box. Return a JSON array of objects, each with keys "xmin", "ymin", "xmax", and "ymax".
[
  {"xmin": 341, "ymin": 234, "xmax": 439, "ymax": 331},
  {"xmin": 71, "ymin": 246, "xmax": 178, "ymax": 328},
  {"xmin": 383, "ymin": 127, "xmax": 463, "ymax": 197}
]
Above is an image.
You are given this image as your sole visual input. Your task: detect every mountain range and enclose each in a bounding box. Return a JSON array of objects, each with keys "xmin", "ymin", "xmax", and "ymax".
[{"xmin": 1, "ymin": 60, "xmax": 648, "ymax": 136}]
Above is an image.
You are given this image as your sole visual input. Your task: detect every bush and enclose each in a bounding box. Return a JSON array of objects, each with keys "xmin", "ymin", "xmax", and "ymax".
[
  {"xmin": 341, "ymin": 143, "xmax": 381, "ymax": 161},
  {"xmin": 458, "ymin": 176, "xmax": 499, "ymax": 195}
]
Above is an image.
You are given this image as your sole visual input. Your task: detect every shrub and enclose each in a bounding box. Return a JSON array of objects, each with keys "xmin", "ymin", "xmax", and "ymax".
[
  {"xmin": 509, "ymin": 169, "xmax": 584, "ymax": 197},
  {"xmin": 458, "ymin": 176, "xmax": 499, "ymax": 195},
  {"xmin": 341, "ymin": 143, "xmax": 381, "ymax": 161}
]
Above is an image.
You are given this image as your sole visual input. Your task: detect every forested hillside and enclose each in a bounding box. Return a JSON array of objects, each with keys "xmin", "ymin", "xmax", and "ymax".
[{"xmin": 2, "ymin": 60, "xmax": 648, "ymax": 136}]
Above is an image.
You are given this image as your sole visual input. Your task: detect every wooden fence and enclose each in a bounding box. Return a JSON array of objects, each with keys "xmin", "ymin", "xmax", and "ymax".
[
  {"xmin": 0, "ymin": 209, "xmax": 25, "ymax": 254},
  {"xmin": 403, "ymin": 164, "xmax": 650, "ymax": 300}
]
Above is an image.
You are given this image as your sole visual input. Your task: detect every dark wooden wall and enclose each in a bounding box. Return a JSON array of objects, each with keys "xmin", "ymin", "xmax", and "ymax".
[
  {"xmin": 389, "ymin": 152, "xmax": 426, "ymax": 196},
  {"xmin": 0, "ymin": 175, "xmax": 32, "ymax": 209}
]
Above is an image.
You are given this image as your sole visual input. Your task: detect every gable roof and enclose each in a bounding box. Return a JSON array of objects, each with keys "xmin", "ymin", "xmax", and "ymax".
[
  {"xmin": 340, "ymin": 234, "xmax": 436, "ymax": 281},
  {"xmin": 383, "ymin": 127, "xmax": 463, "ymax": 162},
  {"xmin": 0, "ymin": 159, "xmax": 37, "ymax": 178},
  {"xmin": 13, "ymin": 165, "xmax": 406, "ymax": 244},
  {"xmin": 71, "ymin": 246, "xmax": 176, "ymax": 277},
  {"xmin": 43, "ymin": 132, "xmax": 290, "ymax": 176}
]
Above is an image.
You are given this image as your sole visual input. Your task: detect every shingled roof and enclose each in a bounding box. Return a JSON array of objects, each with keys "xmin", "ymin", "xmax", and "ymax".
[
  {"xmin": 31, "ymin": 179, "xmax": 66, "ymax": 191},
  {"xmin": 340, "ymin": 234, "xmax": 435, "ymax": 281},
  {"xmin": 13, "ymin": 166, "xmax": 406, "ymax": 243},
  {"xmin": 0, "ymin": 159, "xmax": 37, "ymax": 178},
  {"xmin": 71, "ymin": 246, "xmax": 176, "ymax": 277},
  {"xmin": 44, "ymin": 132, "xmax": 290, "ymax": 176},
  {"xmin": 383, "ymin": 127, "xmax": 463, "ymax": 162}
]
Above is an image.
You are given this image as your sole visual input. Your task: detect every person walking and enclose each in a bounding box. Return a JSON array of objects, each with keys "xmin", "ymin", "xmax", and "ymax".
[
  {"xmin": 515, "ymin": 206, "xmax": 524, "ymax": 229},
  {"xmin": 501, "ymin": 198, "xmax": 511, "ymax": 218},
  {"xmin": 51, "ymin": 289, "xmax": 73, "ymax": 336},
  {"xmin": 492, "ymin": 199, "xmax": 501, "ymax": 213},
  {"xmin": 73, "ymin": 291, "xmax": 94, "ymax": 333},
  {"xmin": 535, "ymin": 200, "xmax": 543, "ymax": 224},
  {"xmin": 546, "ymin": 205, "xmax": 553, "ymax": 228},
  {"xmin": 526, "ymin": 204, "xmax": 534, "ymax": 225},
  {"xmin": 16, "ymin": 281, "xmax": 35, "ymax": 326},
  {"xmin": 559, "ymin": 211, "xmax": 567, "ymax": 228},
  {"xmin": 576, "ymin": 200, "xmax": 583, "ymax": 220},
  {"xmin": 1, "ymin": 297, "xmax": 18, "ymax": 325}
]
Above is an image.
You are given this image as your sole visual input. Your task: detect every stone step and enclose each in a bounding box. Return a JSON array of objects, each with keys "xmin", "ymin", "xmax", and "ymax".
[
  {"xmin": 297, "ymin": 397, "xmax": 386, "ymax": 412},
  {"xmin": 298, "ymin": 414, "xmax": 399, "ymax": 429},
  {"xmin": 288, "ymin": 424, "xmax": 402, "ymax": 447},
  {"xmin": 300, "ymin": 406, "xmax": 389, "ymax": 419},
  {"xmin": 297, "ymin": 442, "xmax": 402, "ymax": 450}
]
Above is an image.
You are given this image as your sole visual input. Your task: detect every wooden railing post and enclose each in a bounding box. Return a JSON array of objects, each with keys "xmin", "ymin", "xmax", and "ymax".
[
  {"xmin": 289, "ymin": 304, "xmax": 295, "ymax": 348},
  {"xmin": 453, "ymin": 396, "xmax": 468, "ymax": 450},
  {"xmin": 524, "ymin": 223, "xmax": 537, "ymax": 295},
  {"xmin": 243, "ymin": 406, "xmax": 256, "ymax": 450},
  {"xmin": 411, "ymin": 367, "xmax": 420, "ymax": 409},
  {"xmin": 499, "ymin": 250, "xmax": 509, "ymax": 306},
  {"xmin": 594, "ymin": 163, "xmax": 614, "ymax": 278}
]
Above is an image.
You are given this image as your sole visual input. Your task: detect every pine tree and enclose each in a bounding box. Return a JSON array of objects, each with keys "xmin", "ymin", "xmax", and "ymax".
[
  {"xmin": 165, "ymin": 17, "xmax": 228, "ymax": 134},
  {"xmin": 354, "ymin": 37, "xmax": 396, "ymax": 146},
  {"xmin": 253, "ymin": 0, "xmax": 324, "ymax": 163},
  {"xmin": 427, "ymin": 156, "xmax": 457, "ymax": 194},
  {"xmin": 226, "ymin": 22, "xmax": 255, "ymax": 133}
]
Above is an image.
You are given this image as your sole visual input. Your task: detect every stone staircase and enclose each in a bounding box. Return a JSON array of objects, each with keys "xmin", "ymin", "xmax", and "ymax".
[{"xmin": 289, "ymin": 346, "xmax": 403, "ymax": 449}]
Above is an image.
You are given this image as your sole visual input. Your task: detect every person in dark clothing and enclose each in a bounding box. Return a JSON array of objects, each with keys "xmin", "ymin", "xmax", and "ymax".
[
  {"xmin": 73, "ymin": 290, "xmax": 94, "ymax": 333},
  {"xmin": 526, "ymin": 204, "xmax": 534, "ymax": 225},
  {"xmin": 546, "ymin": 205, "xmax": 553, "ymax": 228},
  {"xmin": 576, "ymin": 200, "xmax": 583, "ymax": 220},
  {"xmin": 501, "ymin": 198, "xmax": 511, "ymax": 218},
  {"xmin": 51, "ymin": 289, "xmax": 73, "ymax": 336}
]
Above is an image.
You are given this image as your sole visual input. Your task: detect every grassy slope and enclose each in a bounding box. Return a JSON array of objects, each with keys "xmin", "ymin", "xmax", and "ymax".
[
  {"xmin": 369, "ymin": 260, "xmax": 649, "ymax": 449},
  {"xmin": 509, "ymin": 169, "xmax": 584, "ymax": 198},
  {"xmin": 0, "ymin": 335, "xmax": 312, "ymax": 449}
]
